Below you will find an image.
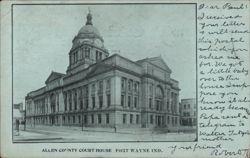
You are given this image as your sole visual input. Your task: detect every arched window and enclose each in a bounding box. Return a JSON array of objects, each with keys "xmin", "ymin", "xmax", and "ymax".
[{"xmin": 155, "ymin": 86, "xmax": 164, "ymax": 111}]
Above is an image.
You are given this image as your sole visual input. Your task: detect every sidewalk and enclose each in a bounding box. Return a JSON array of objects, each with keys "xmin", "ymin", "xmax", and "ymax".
[
  {"xmin": 26, "ymin": 125, "xmax": 156, "ymax": 134},
  {"xmin": 13, "ymin": 130, "xmax": 62, "ymax": 142},
  {"xmin": 13, "ymin": 125, "xmax": 197, "ymax": 142}
]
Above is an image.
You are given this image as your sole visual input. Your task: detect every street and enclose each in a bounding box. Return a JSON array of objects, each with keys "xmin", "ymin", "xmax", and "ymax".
[{"xmin": 13, "ymin": 126, "xmax": 196, "ymax": 142}]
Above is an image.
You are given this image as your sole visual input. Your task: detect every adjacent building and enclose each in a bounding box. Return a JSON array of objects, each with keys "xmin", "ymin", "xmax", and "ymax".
[
  {"xmin": 180, "ymin": 98, "xmax": 196, "ymax": 126},
  {"xmin": 25, "ymin": 12, "xmax": 181, "ymax": 130},
  {"xmin": 13, "ymin": 102, "xmax": 25, "ymax": 127}
]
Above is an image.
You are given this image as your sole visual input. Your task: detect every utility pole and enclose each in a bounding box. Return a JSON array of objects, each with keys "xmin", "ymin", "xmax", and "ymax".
[{"xmin": 24, "ymin": 109, "xmax": 26, "ymax": 131}]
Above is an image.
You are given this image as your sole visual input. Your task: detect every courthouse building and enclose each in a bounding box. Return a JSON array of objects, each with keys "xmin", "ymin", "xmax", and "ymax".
[{"xmin": 25, "ymin": 12, "xmax": 181, "ymax": 130}]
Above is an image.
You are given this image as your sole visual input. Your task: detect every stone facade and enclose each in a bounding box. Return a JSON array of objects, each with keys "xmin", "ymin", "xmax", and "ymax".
[{"xmin": 25, "ymin": 12, "xmax": 180, "ymax": 131}]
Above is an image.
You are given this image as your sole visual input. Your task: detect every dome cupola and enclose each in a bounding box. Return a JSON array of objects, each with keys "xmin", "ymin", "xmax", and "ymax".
[
  {"xmin": 73, "ymin": 11, "xmax": 104, "ymax": 46},
  {"xmin": 67, "ymin": 10, "xmax": 109, "ymax": 73}
]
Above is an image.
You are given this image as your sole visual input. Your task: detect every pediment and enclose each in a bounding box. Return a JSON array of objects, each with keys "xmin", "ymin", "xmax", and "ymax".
[
  {"xmin": 140, "ymin": 56, "xmax": 172, "ymax": 73},
  {"xmin": 45, "ymin": 71, "xmax": 65, "ymax": 84}
]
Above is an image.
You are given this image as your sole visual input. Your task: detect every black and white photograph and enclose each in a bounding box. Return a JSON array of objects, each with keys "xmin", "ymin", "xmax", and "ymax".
[{"xmin": 12, "ymin": 4, "xmax": 197, "ymax": 143}]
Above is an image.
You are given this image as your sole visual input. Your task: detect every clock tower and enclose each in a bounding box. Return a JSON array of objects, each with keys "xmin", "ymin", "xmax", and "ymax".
[{"xmin": 67, "ymin": 11, "xmax": 109, "ymax": 73}]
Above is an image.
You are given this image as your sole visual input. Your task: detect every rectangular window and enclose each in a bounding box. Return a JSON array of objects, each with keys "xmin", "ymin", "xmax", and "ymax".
[
  {"xmin": 80, "ymin": 100, "xmax": 83, "ymax": 109},
  {"xmin": 128, "ymin": 96, "xmax": 131, "ymax": 107},
  {"xmin": 121, "ymin": 95, "xmax": 125, "ymax": 106},
  {"xmin": 84, "ymin": 115, "xmax": 87, "ymax": 124},
  {"xmin": 98, "ymin": 114, "xmax": 102, "ymax": 124},
  {"xmin": 99, "ymin": 95, "xmax": 103, "ymax": 108},
  {"xmin": 92, "ymin": 96, "xmax": 95, "ymax": 108},
  {"xmin": 128, "ymin": 80, "xmax": 132, "ymax": 91},
  {"xmin": 167, "ymin": 116, "xmax": 170, "ymax": 124},
  {"xmin": 91, "ymin": 114, "xmax": 94, "ymax": 124},
  {"xmin": 130, "ymin": 114, "xmax": 133, "ymax": 124},
  {"xmin": 107, "ymin": 94, "xmax": 111, "ymax": 107},
  {"xmin": 106, "ymin": 79, "xmax": 111, "ymax": 90},
  {"xmin": 106, "ymin": 114, "xmax": 109, "ymax": 124},
  {"xmin": 123, "ymin": 114, "xmax": 126, "ymax": 124},
  {"xmin": 156, "ymin": 100, "xmax": 159, "ymax": 111},
  {"xmin": 85, "ymin": 98, "xmax": 89, "ymax": 109},
  {"xmin": 167, "ymin": 101, "xmax": 169, "ymax": 111},
  {"xmin": 73, "ymin": 116, "xmax": 75, "ymax": 124},
  {"xmin": 78, "ymin": 115, "xmax": 81, "ymax": 124},
  {"xmin": 134, "ymin": 82, "xmax": 138, "ymax": 92},
  {"xmin": 96, "ymin": 51, "xmax": 99, "ymax": 61},
  {"xmin": 136, "ymin": 114, "xmax": 139, "ymax": 124},
  {"xmin": 149, "ymin": 84, "xmax": 153, "ymax": 96},
  {"xmin": 149, "ymin": 98, "xmax": 152, "ymax": 109},
  {"xmin": 121, "ymin": 78, "xmax": 126, "ymax": 90},
  {"xmin": 134, "ymin": 96, "xmax": 137, "ymax": 108},
  {"xmin": 150, "ymin": 115, "xmax": 153, "ymax": 124},
  {"xmin": 85, "ymin": 47, "xmax": 90, "ymax": 58}
]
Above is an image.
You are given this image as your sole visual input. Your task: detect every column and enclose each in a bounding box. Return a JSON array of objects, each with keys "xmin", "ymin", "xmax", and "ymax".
[
  {"xmin": 111, "ymin": 76, "xmax": 121, "ymax": 108},
  {"xmin": 72, "ymin": 89, "xmax": 75, "ymax": 110},
  {"xmin": 89, "ymin": 85, "xmax": 93, "ymax": 109},
  {"xmin": 170, "ymin": 91, "xmax": 173, "ymax": 114},
  {"xmin": 58, "ymin": 90, "xmax": 64, "ymax": 112},
  {"xmin": 76, "ymin": 88, "xmax": 80, "ymax": 110},
  {"xmin": 47, "ymin": 95, "xmax": 51, "ymax": 114},
  {"xmin": 103, "ymin": 79, "xmax": 107, "ymax": 108},
  {"xmin": 176, "ymin": 93, "xmax": 179, "ymax": 114},
  {"xmin": 68, "ymin": 90, "xmax": 71, "ymax": 111},
  {"xmin": 152, "ymin": 83, "xmax": 155, "ymax": 110},
  {"xmin": 124, "ymin": 78, "xmax": 128, "ymax": 108},
  {"xmin": 66, "ymin": 91, "xmax": 70, "ymax": 111}
]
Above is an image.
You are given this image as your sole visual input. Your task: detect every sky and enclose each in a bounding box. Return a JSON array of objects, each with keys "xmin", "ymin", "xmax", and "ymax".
[{"xmin": 13, "ymin": 4, "xmax": 196, "ymax": 104}]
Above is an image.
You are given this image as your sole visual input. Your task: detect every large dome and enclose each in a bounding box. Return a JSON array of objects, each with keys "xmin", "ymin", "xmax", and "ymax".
[
  {"xmin": 77, "ymin": 25, "xmax": 103, "ymax": 41},
  {"xmin": 75, "ymin": 12, "xmax": 103, "ymax": 42}
]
